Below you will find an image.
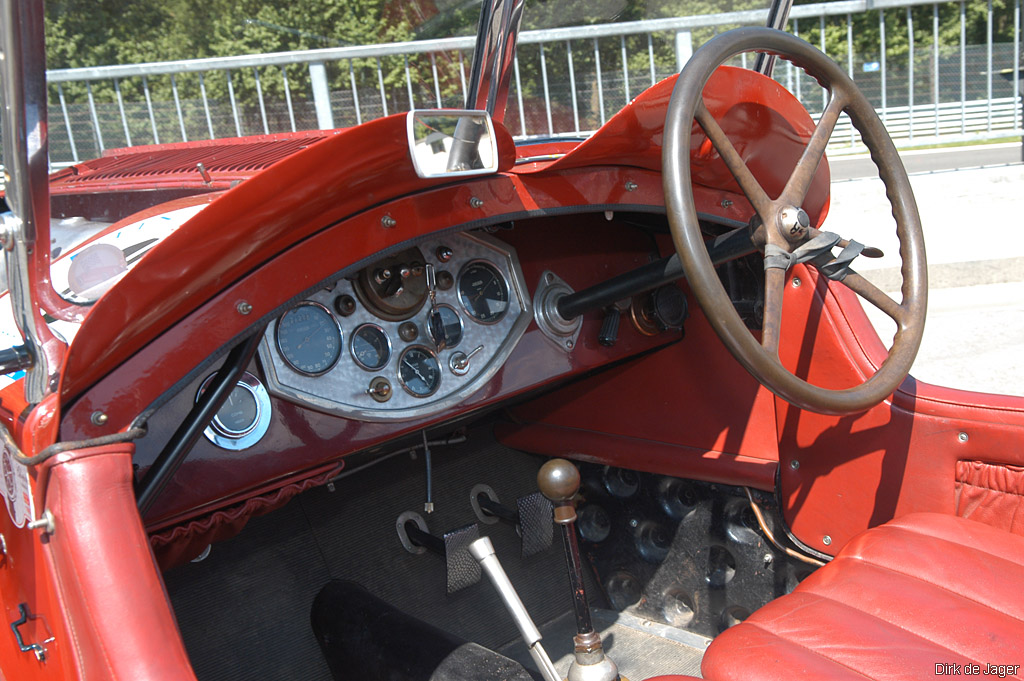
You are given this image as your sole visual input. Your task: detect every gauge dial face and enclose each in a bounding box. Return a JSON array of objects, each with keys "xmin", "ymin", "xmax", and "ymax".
[
  {"xmin": 458, "ymin": 261, "xmax": 509, "ymax": 323},
  {"xmin": 351, "ymin": 324, "xmax": 392, "ymax": 371},
  {"xmin": 276, "ymin": 302, "xmax": 343, "ymax": 376},
  {"xmin": 398, "ymin": 346, "xmax": 442, "ymax": 397},
  {"xmin": 427, "ymin": 304, "xmax": 463, "ymax": 348},
  {"xmin": 213, "ymin": 384, "xmax": 260, "ymax": 436}
]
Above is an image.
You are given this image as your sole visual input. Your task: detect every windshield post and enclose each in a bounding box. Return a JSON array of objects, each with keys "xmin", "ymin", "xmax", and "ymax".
[
  {"xmin": 0, "ymin": 0, "xmax": 66, "ymax": 403},
  {"xmin": 464, "ymin": 0, "xmax": 526, "ymax": 122},
  {"xmin": 754, "ymin": 0, "xmax": 795, "ymax": 76}
]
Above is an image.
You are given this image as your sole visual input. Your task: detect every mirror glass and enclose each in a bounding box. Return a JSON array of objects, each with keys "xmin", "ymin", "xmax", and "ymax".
[{"xmin": 407, "ymin": 110, "xmax": 498, "ymax": 178}]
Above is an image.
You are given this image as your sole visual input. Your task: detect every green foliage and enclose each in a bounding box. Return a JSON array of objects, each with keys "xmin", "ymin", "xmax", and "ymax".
[{"xmin": 42, "ymin": 0, "xmax": 1015, "ymax": 142}]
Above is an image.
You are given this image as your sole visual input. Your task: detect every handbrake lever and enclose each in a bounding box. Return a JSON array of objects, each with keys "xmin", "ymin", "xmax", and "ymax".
[{"xmin": 469, "ymin": 536, "xmax": 561, "ymax": 681}]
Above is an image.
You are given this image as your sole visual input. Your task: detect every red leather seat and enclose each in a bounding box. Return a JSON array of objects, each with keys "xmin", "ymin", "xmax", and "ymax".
[{"xmin": 701, "ymin": 512, "xmax": 1024, "ymax": 680}]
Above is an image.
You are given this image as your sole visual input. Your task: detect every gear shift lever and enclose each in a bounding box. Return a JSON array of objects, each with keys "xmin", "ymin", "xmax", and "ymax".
[{"xmin": 538, "ymin": 459, "xmax": 620, "ymax": 681}]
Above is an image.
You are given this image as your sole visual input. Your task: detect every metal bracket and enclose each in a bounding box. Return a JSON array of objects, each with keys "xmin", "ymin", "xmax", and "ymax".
[
  {"xmin": 532, "ymin": 271, "xmax": 581, "ymax": 352},
  {"xmin": 10, "ymin": 603, "xmax": 52, "ymax": 662}
]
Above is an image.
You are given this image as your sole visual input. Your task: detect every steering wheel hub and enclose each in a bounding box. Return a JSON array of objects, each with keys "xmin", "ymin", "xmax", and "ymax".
[{"xmin": 778, "ymin": 206, "xmax": 810, "ymax": 241}]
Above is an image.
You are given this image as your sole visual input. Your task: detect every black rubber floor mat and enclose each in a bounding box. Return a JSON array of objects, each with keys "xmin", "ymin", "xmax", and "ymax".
[
  {"xmin": 162, "ymin": 498, "xmax": 334, "ymax": 681},
  {"xmin": 163, "ymin": 426, "xmax": 603, "ymax": 680},
  {"xmin": 299, "ymin": 432, "xmax": 602, "ymax": 651}
]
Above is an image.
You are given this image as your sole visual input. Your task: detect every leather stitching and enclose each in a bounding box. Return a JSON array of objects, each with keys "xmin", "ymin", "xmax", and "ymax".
[
  {"xmin": 956, "ymin": 480, "xmax": 1024, "ymax": 500},
  {"xmin": 779, "ymin": 587, "xmax": 1023, "ymax": 673},
  {"xmin": 738, "ymin": 619, "xmax": 878, "ymax": 680},
  {"xmin": 835, "ymin": 555, "xmax": 1024, "ymax": 627},
  {"xmin": 871, "ymin": 521, "xmax": 1024, "ymax": 568}
]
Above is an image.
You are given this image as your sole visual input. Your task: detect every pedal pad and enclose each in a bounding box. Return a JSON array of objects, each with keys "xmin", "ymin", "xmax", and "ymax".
[
  {"xmin": 470, "ymin": 485, "xmax": 553, "ymax": 558},
  {"xmin": 516, "ymin": 492, "xmax": 553, "ymax": 558},
  {"xmin": 443, "ymin": 524, "xmax": 482, "ymax": 594},
  {"xmin": 396, "ymin": 511, "xmax": 481, "ymax": 594}
]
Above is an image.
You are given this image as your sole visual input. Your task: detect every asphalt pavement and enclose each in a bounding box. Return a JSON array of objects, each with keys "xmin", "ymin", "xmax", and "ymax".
[{"xmin": 824, "ymin": 141, "xmax": 1024, "ymax": 397}]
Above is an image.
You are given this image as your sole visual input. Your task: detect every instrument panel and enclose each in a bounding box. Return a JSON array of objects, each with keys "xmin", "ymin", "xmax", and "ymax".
[{"xmin": 258, "ymin": 232, "xmax": 531, "ymax": 421}]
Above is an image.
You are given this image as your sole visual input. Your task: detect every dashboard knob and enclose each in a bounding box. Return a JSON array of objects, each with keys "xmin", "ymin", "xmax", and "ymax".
[
  {"xmin": 598, "ymin": 308, "xmax": 620, "ymax": 346},
  {"xmin": 538, "ymin": 459, "xmax": 580, "ymax": 503}
]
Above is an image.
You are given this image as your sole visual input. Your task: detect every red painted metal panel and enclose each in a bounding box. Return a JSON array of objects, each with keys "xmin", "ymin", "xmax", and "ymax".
[{"xmin": 772, "ymin": 264, "xmax": 1024, "ymax": 554}]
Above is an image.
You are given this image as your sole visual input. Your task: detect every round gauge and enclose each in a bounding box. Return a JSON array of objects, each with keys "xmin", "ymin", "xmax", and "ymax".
[
  {"xmin": 397, "ymin": 345, "xmax": 442, "ymax": 397},
  {"xmin": 351, "ymin": 323, "xmax": 392, "ymax": 371},
  {"xmin": 458, "ymin": 261, "xmax": 510, "ymax": 324},
  {"xmin": 199, "ymin": 372, "xmax": 273, "ymax": 451},
  {"xmin": 276, "ymin": 302, "xmax": 343, "ymax": 376},
  {"xmin": 213, "ymin": 383, "xmax": 260, "ymax": 436},
  {"xmin": 427, "ymin": 304, "xmax": 463, "ymax": 348}
]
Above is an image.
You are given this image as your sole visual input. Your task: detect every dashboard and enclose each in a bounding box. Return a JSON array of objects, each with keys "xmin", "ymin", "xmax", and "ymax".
[{"xmin": 127, "ymin": 210, "xmax": 687, "ymax": 526}]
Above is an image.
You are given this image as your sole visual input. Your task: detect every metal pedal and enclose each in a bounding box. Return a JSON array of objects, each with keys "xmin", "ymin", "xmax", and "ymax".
[
  {"xmin": 470, "ymin": 485, "xmax": 553, "ymax": 558},
  {"xmin": 396, "ymin": 511, "xmax": 481, "ymax": 594}
]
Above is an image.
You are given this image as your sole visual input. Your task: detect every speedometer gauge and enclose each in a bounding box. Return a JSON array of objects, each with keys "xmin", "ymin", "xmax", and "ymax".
[
  {"xmin": 276, "ymin": 302, "xmax": 343, "ymax": 376},
  {"xmin": 398, "ymin": 346, "xmax": 441, "ymax": 397},
  {"xmin": 458, "ymin": 261, "xmax": 509, "ymax": 323},
  {"xmin": 351, "ymin": 324, "xmax": 392, "ymax": 371}
]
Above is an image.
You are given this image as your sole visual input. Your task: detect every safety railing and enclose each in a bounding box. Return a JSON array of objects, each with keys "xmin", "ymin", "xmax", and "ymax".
[{"xmin": 15, "ymin": 0, "xmax": 1024, "ymax": 167}]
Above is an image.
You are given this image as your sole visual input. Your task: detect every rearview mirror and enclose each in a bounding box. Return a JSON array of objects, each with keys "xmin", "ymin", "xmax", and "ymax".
[{"xmin": 407, "ymin": 110, "xmax": 498, "ymax": 179}]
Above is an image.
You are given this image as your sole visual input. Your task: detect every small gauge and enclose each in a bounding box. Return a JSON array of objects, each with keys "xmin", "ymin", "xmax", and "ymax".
[
  {"xmin": 427, "ymin": 304, "xmax": 463, "ymax": 348},
  {"xmin": 397, "ymin": 345, "xmax": 442, "ymax": 397},
  {"xmin": 213, "ymin": 384, "xmax": 260, "ymax": 436},
  {"xmin": 351, "ymin": 324, "xmax": 392, "ymax": 371},
  {"xmin": 276, "ymin": 302, "xmax": 343, "ymax": 376},
  {"xmin": 199, "ymin": 372, "xmax": 273, "ymax": 451},
  {"xmin": 458, "ymin": 261, "xmax": 510, "ymax": 323}
]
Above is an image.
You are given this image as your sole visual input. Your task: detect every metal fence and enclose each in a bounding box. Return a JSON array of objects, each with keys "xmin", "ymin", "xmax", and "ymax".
[{"xmin": 30, "ymin": 0, "xmax": 1024, "ymax": 166}]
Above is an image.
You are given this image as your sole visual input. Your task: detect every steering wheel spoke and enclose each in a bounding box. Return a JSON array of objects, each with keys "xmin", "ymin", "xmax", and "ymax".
[
  {"xmin": 839, "ymin": 271, "xmax": 906, "ymax": 325},
  {"xmin": 695, "ymin": 101, "xmax": 773, "ymax": 217},
  {"xmin": 781, "ymin": 93, "xmax": 847, "ymax": 206},
  {"xmin": 761, "ymin": 266, "xmax": 787, "ymax": 356}
]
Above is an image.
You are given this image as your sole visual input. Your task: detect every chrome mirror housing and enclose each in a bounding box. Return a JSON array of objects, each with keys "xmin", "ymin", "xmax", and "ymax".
[{"xmin": 406, "ymin": 110, "xmax": 499, "ymax": 179}]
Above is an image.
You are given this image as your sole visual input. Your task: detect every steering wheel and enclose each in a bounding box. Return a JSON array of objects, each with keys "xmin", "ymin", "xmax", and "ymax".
[{"xmin": 663, "ymin": 27, "xmax": 927, "ymax": 415}]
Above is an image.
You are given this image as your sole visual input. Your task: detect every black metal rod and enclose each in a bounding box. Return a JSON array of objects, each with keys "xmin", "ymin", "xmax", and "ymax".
[
  {"xmin": 405, "ymin": 521, "xmax": 445, "ymax": 555},
  {"xmin": 136, "ymin": 330, "xmax": 264, "ymax": 516},
  {"xmin": 477, "ymin": 495, "xmax": 518, "ymax": 523},
  {"xmin": 558, "ymin": 523, "xmax": 594, "ymax": 636},
  {"xmin": 556, "ymin": 226, "xmax": 756, "ymax": 321},
  {"xmin": 0, "ymin": 345, "xmax": 32, "ymax": 375}
]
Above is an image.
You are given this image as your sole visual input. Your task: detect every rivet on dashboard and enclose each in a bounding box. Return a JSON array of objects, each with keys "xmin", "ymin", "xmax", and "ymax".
[
  {"xmin": 469, "ymin": 197, "xmax": 484, "ymax": 208},
  {"xmin": 624, "ymin": 181, "xmax": 638, "ymax": 192},
  {"xmin": 91, "ymin": 411, "xmax": 108, "ymax": 426},
  {"xmin": 958, "ymin": 432, "xmax": 969, "ymax": 443},
  {"xmin": 381, "ymin": 215, "xmax": 397, "ymax": 228},
  {"xmin": 822, "ymin": 535, "xmax": 832, "ymax": 546},
  {"xmin": 236, "ymin": 300, "xmax": 253, "ymax": 315}
]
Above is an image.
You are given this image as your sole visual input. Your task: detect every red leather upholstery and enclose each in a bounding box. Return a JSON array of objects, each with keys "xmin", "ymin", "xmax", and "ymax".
[
  {"xmin": 43, "ymin": 445, "xmax": 198, "ymax": 680},
  {"xmin": 702, "ymin": 513, "xmax": 1024, "ymax": 681}
]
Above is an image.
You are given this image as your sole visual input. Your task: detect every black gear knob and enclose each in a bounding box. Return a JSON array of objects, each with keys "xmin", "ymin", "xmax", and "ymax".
[{"xmin": 537, "ymin": 458, "xmax": 580, "ymax": 503}]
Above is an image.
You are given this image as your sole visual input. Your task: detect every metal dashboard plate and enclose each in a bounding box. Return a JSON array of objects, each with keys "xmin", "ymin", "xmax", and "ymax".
[{"xmin": 258, "ymin": 232, "xmax": 531, "ymax": 422}]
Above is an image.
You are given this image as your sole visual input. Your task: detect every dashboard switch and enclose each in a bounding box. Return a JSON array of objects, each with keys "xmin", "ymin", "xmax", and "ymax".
[
  {"xmin": 366, "ymin": 377, "xmax": 393, "ymax": 402},
  {"xmin": 449, "ymin": 345, "xmax": 483, "ymax": 376}
]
